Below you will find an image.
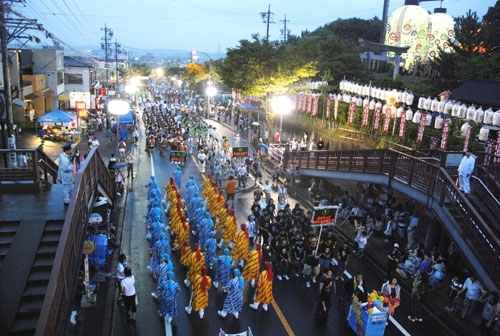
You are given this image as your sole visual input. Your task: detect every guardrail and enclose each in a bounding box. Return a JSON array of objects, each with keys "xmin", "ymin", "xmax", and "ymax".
[
  {"xmin": 35, "ymin": 147, "xmax": 115, "ymax": 336},
  {"xmin": 285, "ymin": 148, "xmax": 500, "ymax": 287}
]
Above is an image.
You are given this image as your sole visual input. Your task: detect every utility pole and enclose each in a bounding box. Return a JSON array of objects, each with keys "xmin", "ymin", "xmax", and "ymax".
[
  {"xmin": 0, "ymin": 0, "xmax": 32, "ymax": 151},
  {"xmin": 100, "ymin": 24, "xmax": 113, "ymax": 92},
  {"xmin": 280, "ymin": 15, "xmax": 290, "ymax": 43},
  {"xmin": 113, "ymin": 40, "xmax": 121, "ymax": 94},
  {"xmin": 260, "ymin": 4, "xmax": 274, "ymax": 41}
]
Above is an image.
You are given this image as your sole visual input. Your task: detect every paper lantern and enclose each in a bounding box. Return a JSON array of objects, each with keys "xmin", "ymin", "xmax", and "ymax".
[
  {"xmin": 428, "ymin": 8, "xmax": 455, "ymax": 60},
  {"xmin": 386, "ymin": 89, "xmax": 399, "ymax": 106},
  {"xmin": 343, "ymin": 94, "xmax": 351, "ymax": 104},
  {"xmin": 425, "ymin": 113, "xmax": 432, "ymax": 126},
  {"xmin": 396, "ymin": 91, "xmax": 402, "ymax": 104},
  {"xmin": 406, "ymin": 108, "xmax": 413, "ymax": 121},
  {"xmin": 434, "ymin": 115, "xmax": 443, "ymax": 129},
  {"xmin": 493, "ymin": 110, "xmax": 500, "ymax": 126},
  {"xmin": 424, "ymin": 97, "xmax": 432, "ymax": 110},
  {"xmin": 406, "ymin": 92, "xmax": 414, "ymax": 106},
  {"xmin": 396, "ymin": 106, "xmax": 404, "ymax": 118},
  {"xmin": 451, "ymin": 103, "xmax": 460, "ymax": 117},
  {"xmin": 382, "ymin": 103, "xmax": 389, "ymax": 114},
  {"xmin": 478, "ymin": 127, "xmax": 489, "ymax": 141},
  {"xmin": 431, "ymin": 98, "xmax": 439, "ymax": 112},
  {"xmin": 483, "ymin": 108, "xmax": 494, "ymax": 125},
  {"xmin": 437, "ymin": 100, "xmax": 445, "ymax": 113},
  {"xmin": 369, "ymin": 99, "xmax": 376, "ymax": 110},
  {"xmin": 418, "ymin": 96, "xmax": 426, "ymax": 109},
  {"xmin": 363, "ymin": 97, "xmax": 370, "ymax": 108},
  {"xmin": 412, "ymin": 110, "xmax": 421, "ymax": 123},
  {"xmin": 460, "ymin": 122, "xmax": 471, "ymax": 137},
  {"xmin": 474, "ymin": 107, "xmax": 484, "ymax": 123},
  {"xmin": 458, "ymin": 104, "xmax": 467, "ymax": 119},
  {"xmin": 444, "ymin": 101, "xmax": 453, "ymax": 114},
  {"xmin": 385, "ymin": 3, "xmax": 432, "ymax": 70},
  {"xmin": 357, "ymin": 97, "xmax": 363, "ymax": 107},
  {"xmin": 466, "ymin": 105, "xmax": 476, "ymax": 120}
]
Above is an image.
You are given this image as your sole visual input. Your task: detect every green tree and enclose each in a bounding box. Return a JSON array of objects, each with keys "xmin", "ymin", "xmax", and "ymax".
[{"xmin": 218, "ymin": 35, "xmax": 318, "ymax": 142}]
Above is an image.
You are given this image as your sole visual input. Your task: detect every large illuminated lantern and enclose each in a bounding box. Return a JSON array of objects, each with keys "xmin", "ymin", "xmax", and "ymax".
[
  {"xmin": 385, "ymin": 0, "xmax": 431, "ymax": 71},
  {"xmin": 428, "ymin": 7, "xmax": 455, "ymax": 59}
]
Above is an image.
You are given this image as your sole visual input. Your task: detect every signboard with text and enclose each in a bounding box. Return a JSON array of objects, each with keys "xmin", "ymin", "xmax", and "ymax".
[
  {"xmin": 232, "ymin": 146, "xmax": 249, "ymax": 157},
  {"xmin": 311, "ymin": 206, "xmax": 338, "ymax": 226},
  {"xmin": 170, "ymin": 151, "xmax": 187, "ymax": 163}
]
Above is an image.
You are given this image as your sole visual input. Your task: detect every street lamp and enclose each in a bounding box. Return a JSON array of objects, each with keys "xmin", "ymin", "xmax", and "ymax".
[
  {"xmin": 206, "ymin": 82, "xmax": 217, "ymax": 117},
  {"xmin": 271, "ymin": 95, "xmax": 294, "ymax": 140},
  {"xmin": 108, "ymin": 99, "xmax": 130, "ymax": 158}
]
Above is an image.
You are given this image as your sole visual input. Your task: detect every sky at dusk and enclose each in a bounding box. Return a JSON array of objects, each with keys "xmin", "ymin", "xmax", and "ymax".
[{"xmin": 9, "ymin": 0, "xmax": 496, "ymax": 56}]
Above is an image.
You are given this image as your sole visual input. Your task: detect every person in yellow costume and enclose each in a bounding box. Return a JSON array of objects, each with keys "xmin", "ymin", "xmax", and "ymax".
[
  {"xmin": 173, "ymin": 216, "xmax": 189, "ymax": 250},
  {"xmin": 242, "ymin": 243, "xmax": 263, "ymax": 287},
  {"xmin": 250, "ymin": 261, "xmax": 274, "ymax": 312},
  {"xmin": 185, "ymin": 243, "xmax": 205, "ymax": 287},
  {"xmin": 232, "ymin": 223, "xmax": 250, "ymax": 268},
  {"xmin": 180, "ymin": 239, "xmax": 192, "ymax": 267},
  {"xmin": 220, "ymin": 210, "xmax": 237, "ymax": 249},
  {"xmin": 185, "ymin": 265, "xmax": 212, "ymax": 319}
]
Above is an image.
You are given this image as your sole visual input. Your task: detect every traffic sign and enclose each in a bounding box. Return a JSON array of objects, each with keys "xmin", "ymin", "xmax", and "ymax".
[{"xmin": 311, "ymin": 206, "xmax": 338, "ymax": 226}]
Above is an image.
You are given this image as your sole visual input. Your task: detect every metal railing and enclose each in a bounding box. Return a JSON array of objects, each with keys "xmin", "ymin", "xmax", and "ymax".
[
  {"xmin": 285, "ymin": 148, "xmax": 500, "ymax": 287},
  {"xmin": 35, "ymin": 147, "xmax": 114, "ymax": 336}
]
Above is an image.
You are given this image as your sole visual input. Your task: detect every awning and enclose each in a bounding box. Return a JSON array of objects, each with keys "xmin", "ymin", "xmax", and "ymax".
[
  {"xmin": 38, "ymin": 88, "xmax": 52, "ymax": 95},
  {"xmin": 58, "ymin": 93, "xmax": 70, "ymax": 101},
  {"xmin": 12, "ymin": 98, "xmax": 27, "ymax": 107},
  {"xmin": 24, "ymin": 93, "xmax": 39, "ymax": 100}
]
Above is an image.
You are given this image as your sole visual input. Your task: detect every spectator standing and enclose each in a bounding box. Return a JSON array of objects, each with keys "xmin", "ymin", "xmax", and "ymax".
[
  {"xmin": 457, "ymin": 148, "xmax": 476, "ymax": 196},
  {"xmin": 314, "ymin": 278, "xmax": 333, "ymax": 325},
  {"xmin": 263, "ymin": 179, "xmax": 272, "ymax": 203},
  {"xmin": 444, "ymin": 274, "xmax": 464, "ymax": 312},
  {"xmin": 381, "ymin": 276, "xmax": 401, "ymax": 316},
  {"xmin": 225, "ymin": 176, "xmax": 236, "ymax": 208},
  {"xmin": 115, "ymin": 168, "xmax": 124, "ymax": 196},
  {"xmin": 387, "ymin": 243, "xmax": 403, "ymax": 279},
  {"xmin": 121, "ymin": 267, "xmax": 137, "ymax": 320},
  {"xmin": 479, "ymin": 291, "xmax": 500, "ymax": 335},
  {"xmin": 316, "ymin": 137, "xmax": 325, "ymax": 150},
  {"xmin": 58, "ymin": 143, "xmax": 75, "ymax": 205},
  {"xmin": 126, "ymin": 151, "xmax": 134, "ymax": 179},
  {"xmin": 408, "ymin": 272, "xmax": 429, "ymax": 322},
  {"xmin": 340, "ymin": 273, "xmax": 367, "ymax": 315},
  {"xmin": 116, "ymin": 254, "xmax": 127, "ymax": 303},
  {"xmin": 336, "ymin": 241, "xmax": 351, "ymax": 281},
  {"xmin": 118, "ymin": 139, "xmax": 127, "ymax": 161},
  {"xmin": 407, "ymin": 209, "xmax": 420, "ymax": 250},
  {"xmin": 18, "ymin": 152, "xmax": 28, "ymax": 168},
  {"xmin": 459, "ymin": 274, "xmax": 483, "ymax": 319}
]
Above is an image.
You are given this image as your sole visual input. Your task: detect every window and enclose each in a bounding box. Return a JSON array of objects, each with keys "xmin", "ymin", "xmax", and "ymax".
[{"xmin": 65, "ymin": 73, "xmax": 83, "ymax": 85}]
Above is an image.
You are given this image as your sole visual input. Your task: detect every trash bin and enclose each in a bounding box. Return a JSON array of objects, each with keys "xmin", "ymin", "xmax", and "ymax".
[{"xmin": 74, "ymin": 131, "xmax": 81, "ymax": 142}]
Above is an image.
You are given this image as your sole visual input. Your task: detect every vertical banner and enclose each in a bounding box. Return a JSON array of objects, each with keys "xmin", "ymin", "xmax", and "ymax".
[
  {"xmin": 348, "ymin": 101, "xmax": 356, "ymax": 124},
  {"xmin": 326, "ymin": 96, "xmax": 331, "ymax": 119},
  {"xmin": 300, "ymin": 94, "xmax": 306, "ymax": 112},
  {"xmin": 430, "ymin": 136, "xmax": 439, "ymax": 149},
  {"xmin": 312, "ymin": 95, "xmax": 319, "ymax": 117},
  {"xmin": 373, "ymin": 105, "xmax": 382, "ymax": 131},
  {"xmin": 484, "ymin": 139, "xmax": 495, "ymax": 165},
  {"xmin": 362, "ymin": 103, "xmax": 370, "ymax": 127},
  {"xmin": 417, "ymin": 113, "xmax": 427, "ymax": 142},
  {"xmin": 495, "ymin": 130, "xmax": 500, "ymax": 164},
  {"xmin": 463, "ymin": 125, "xmax": 472, "ymax": 152},
  {"xmin": 440, "ymin": 119, "xmax": 451, "ymax": 150},
  {"xmin": 382, "ymin": 107, "xmax": 391, "ymax": 133},
  {"xmin": 334, "ymin": 96, "xmax": 339, "ymax": 121},
  {"xmin": 296, "ymin": 93, "xmax": 301, "ymax": 110},
  {"xmin": 306, "ymin": 94, "xmax": 313, "ymax": 114},
  {"xmin": 399, "ymin": 111, "xmax": 406, "ymax": 139}
]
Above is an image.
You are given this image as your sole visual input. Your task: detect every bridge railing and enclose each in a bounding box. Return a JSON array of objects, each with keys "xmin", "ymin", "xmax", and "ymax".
[
  {"xmin": 285, "ymin": 148, "xmax": 500, "ymax": 285},
  {"xmin": 35, "ymin": 147, "xmax": 114, "ymax": 336}
]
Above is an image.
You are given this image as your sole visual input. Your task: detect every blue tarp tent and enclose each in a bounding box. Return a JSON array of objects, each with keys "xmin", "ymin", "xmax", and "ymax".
[
  {"xmin": 36, "ymin": 110, "xmax": 75, "ymax": 123},
  {"xmin": 118, "ymin": 110, "xmax": 134, "ymax": 124}
]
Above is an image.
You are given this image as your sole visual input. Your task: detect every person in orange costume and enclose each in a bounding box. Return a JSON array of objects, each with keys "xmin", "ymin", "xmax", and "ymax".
[
  {"xmin": 249, "ymin": 261, "xmax": 274, "ymax": 312},
  {"xmin": 185, "ymin": 243, "xmax": 205, "ymax": 287},
  {"xmin": 185, "ymin": 265, "xmax": 212, "ymax": 319},
  {"xmin": 242, "ymin": 243, "xmax": 263, "ymax": 287},
  {"xmin": 232, "ymin": 223, "xmax": 250, "ymax": 268}
]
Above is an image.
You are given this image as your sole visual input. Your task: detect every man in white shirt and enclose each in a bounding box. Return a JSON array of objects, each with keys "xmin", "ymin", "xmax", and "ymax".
[
  {"xmin": 237, "ymin": 163, "xmax": 247, "ymax": 188},
  {"xmin": 120, "ymin": 267, "xmax": 137, "ymax": 320},
  {"xmin": 457, "ymin": 148, "xmax": 476, "ymax": 196}
]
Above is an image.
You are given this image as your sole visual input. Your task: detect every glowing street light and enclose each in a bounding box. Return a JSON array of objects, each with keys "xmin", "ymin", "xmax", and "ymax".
[
  {"xmin": 206, "ymin": 83, "xmax": 217, "ymax": 117},
  {"xmin": 271, "ymin": 95, "xmax": 294, "ymax": 134}
]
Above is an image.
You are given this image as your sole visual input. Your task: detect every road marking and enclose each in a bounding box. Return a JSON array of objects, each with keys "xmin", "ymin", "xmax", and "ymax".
[{"xmin": 271, "ymin": 301, "xmax": 295, "ymax": 336}]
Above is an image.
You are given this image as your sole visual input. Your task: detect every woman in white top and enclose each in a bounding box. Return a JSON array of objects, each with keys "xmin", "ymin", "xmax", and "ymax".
[{"xmin": 121, "ymin": 267, "xmax": 137, "ymax": 320}]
